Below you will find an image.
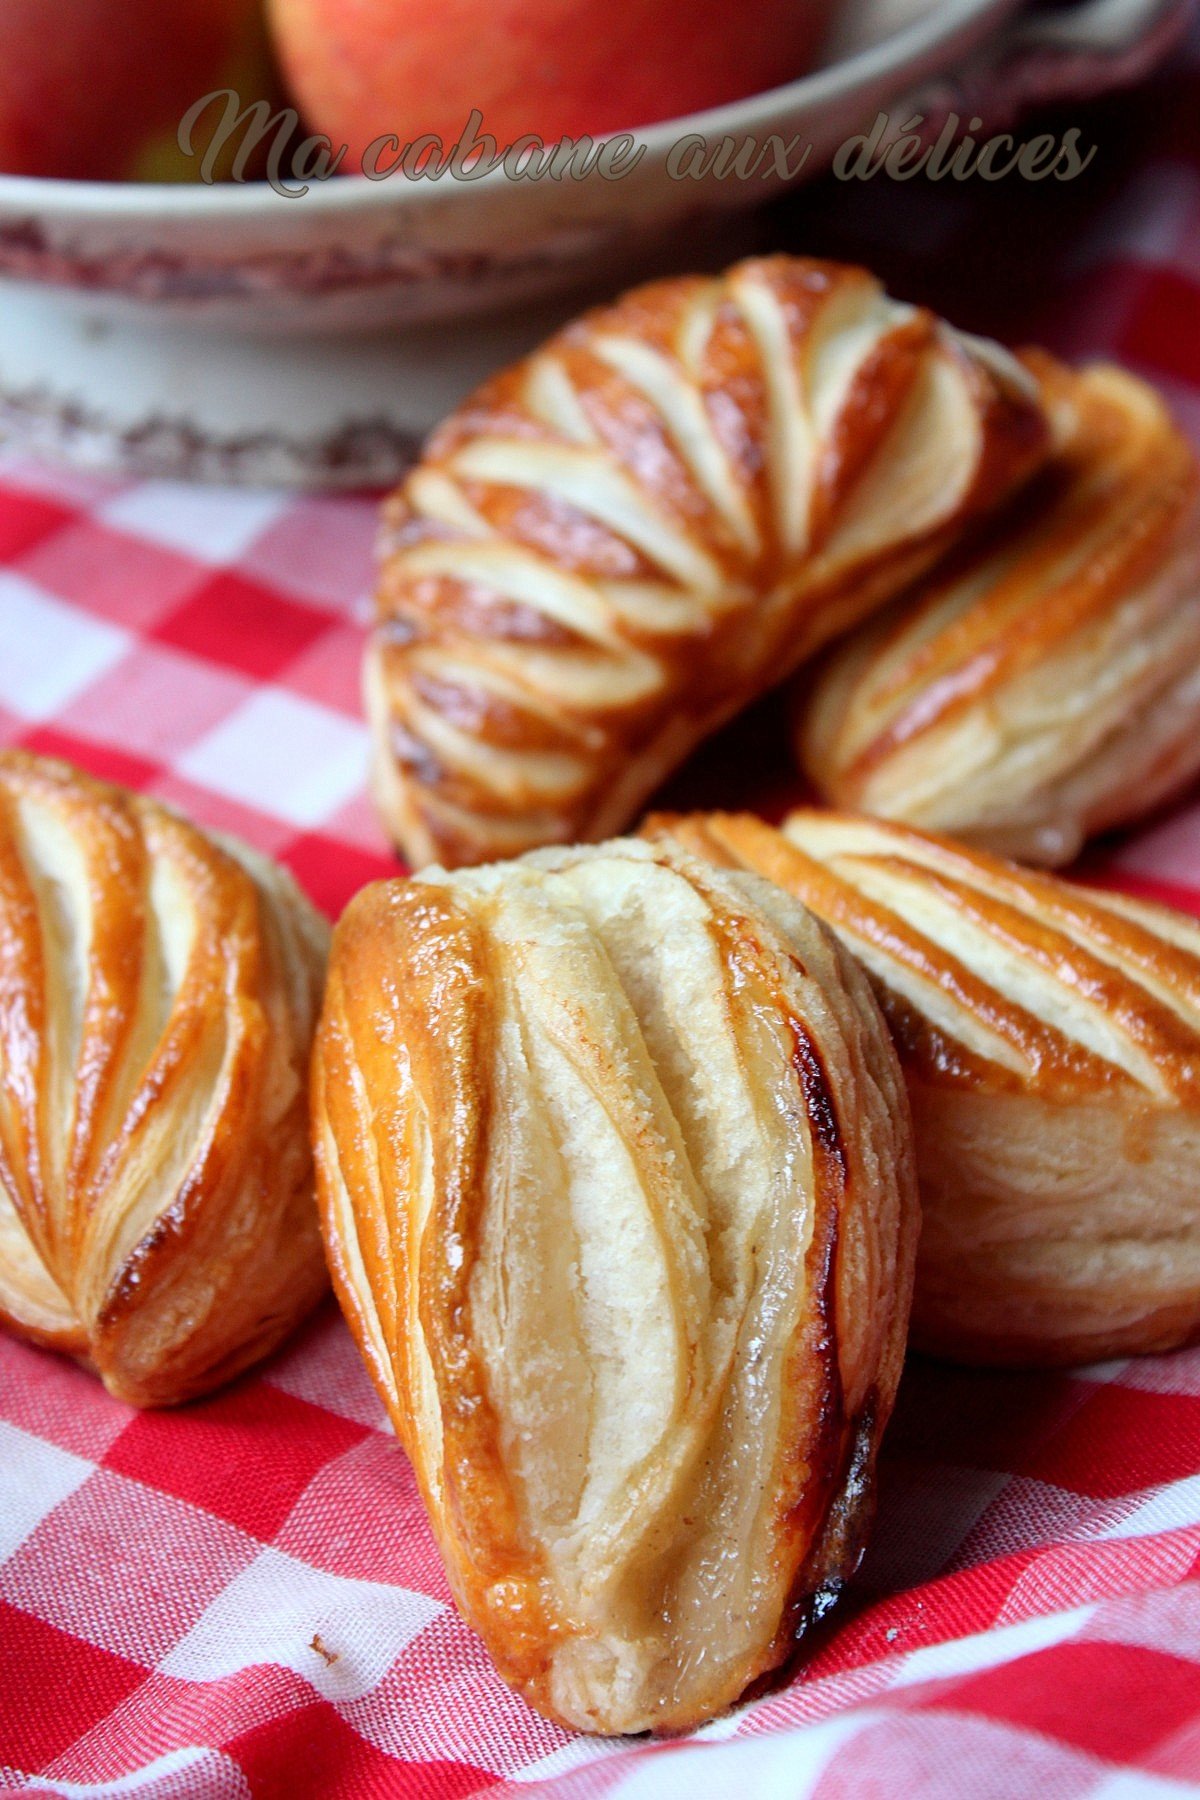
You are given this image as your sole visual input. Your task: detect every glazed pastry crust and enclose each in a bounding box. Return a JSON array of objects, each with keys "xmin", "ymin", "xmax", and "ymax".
[
  {"xmin": 0, "ymin": 751, "xmax": 330, "ymax": 1406},
  {"xmin": 644, "ymin": 809, "xmax": 1200, "ymax": 1367},
  {"xmin": 797, "ymin": 354, "xmax": 1200, "ymax": 866},
  {"xmin": 369, "ymin": 254, "xmax": 1050, "ymax": 868},
  {"xmin": 312, "ymin": 837, "xmax": 918, "ymax": 1733}
]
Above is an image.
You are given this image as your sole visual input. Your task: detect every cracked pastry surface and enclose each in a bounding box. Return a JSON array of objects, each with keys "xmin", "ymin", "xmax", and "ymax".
[
  {"xmin": 369, "ymin": 253, "xmax": 1050, "ymax": 869},
  {"xmin": 797, "ymin": 354, "xmax": 1200, "ymax": 866},
  {"xmin": 645, "ymin": 809, "xmax": 1200, "ymax": 1367},
  {"xmin": 0, "ymin": 751, "xmax": 331, "ymax": 1407},
  {"xmin": 312, "ymin": 837, "xmax": 918, "ymax": 1733}
]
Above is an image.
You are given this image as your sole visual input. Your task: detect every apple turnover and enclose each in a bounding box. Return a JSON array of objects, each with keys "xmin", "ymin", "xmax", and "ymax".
[
  {"xmin": 797, "ymin": 355, "xmax": 1200, "ymax": 865},
  {"xmin": 312, "ymin": 837, "xmax": 918, "ymax": 1733},
  {"xmin": 368, "ymin": 253, "xmax": 1051, "ymax": 868},
  {"xmin": 0, "ymin": 752, "xmax": 330, "ymax": 1407},
  {"xmin": 645, "ymin": 809, "xmax": 1200, "ymax": 1367}
]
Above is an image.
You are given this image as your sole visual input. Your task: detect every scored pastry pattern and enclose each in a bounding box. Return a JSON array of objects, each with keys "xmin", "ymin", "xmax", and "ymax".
[
  {"xmin": 312, "ymin": 838, "xmax": 918, "ymax": 1732},
  {"xmin": 0, "ymin": 752, "xmax": 331, "ymax": 1407},
  {"xmin": 369, "ymin": 254, "xmax": 1050, "ymax": 868},
  {"xmin": 650, "ymin": 808, "xmax": 1200, "ymax": 1102},
  {"xmin": 646, "ymin": 809, "xmax": 1200, "ymax": 1364},
  {"xmin": 798, "ymin": 354, "xmax": 1200, "ymax": 865}
]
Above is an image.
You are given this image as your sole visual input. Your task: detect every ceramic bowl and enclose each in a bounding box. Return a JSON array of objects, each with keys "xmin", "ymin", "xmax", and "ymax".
[
  {"xmin": 0, "ymin": 0, "xmax": 1022, "ymax": 322},
  {"xmin": 0, "ymin": 0, "xmax": 1110, "ymax": 481}
]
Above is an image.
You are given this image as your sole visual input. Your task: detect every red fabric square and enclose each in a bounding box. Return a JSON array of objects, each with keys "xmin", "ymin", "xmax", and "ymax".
[
  {"xmin": 280, "ymin": 621, "xmax": 369, "ymax": 719},
  {"xmin": 1035, "ymin": 259, "xmax": 1146, "ymax": 368},
  {"xmin": 0, "ymin": 489, "xmax": 72, "ymax": 562},
  {"xmin": 1084, "ymin": 868, "xmax": 1200, "ymax": 921},
  {"xmin": 807, "ymin": 1557, "xmax": 1021, "ymax": 1679},
  {"xmin": 51, "ymin": 641, "xmax": 252, "ymax": 764},
  {"xmin": 923, "ymin": 1642, "xmax": 1200, "ymax": 1765},
  {"xmin": 0, "ymin": 1335, "xmax": 130, "ymax": 1463},
  {"xmin": 47, "ymin": 1664, "xmax": 310, "ymax": 1789},
  {"xmin": 102, "ymin": 1383, "xmax": 370, "ymax": 1543},
  {"xmin": 1120, "ymin": 269, "xmax": 1200, "ymax": 386},
  {"xmin": 0, "ymin": 1603, "xmax": 147, "ymax": 1770},
  {"xmin": 229, "ymin": 1702, "xmax": 498, "ymax": 1800},
  {"xmin": 154, "ymin": 575, "xmax": 332, "ymax": 682},
  {"xmin": 1018, "ymin": 1387, "xmax": 1200, "ymax": 1499},
  {"xmin": 279, "ymin": 832, "xmax": 394, "ymax": 919},
  {"xmin": 18, "ymin": 521, "xmax": 205, "ymax": 631},
  {"xmin": 17, "ymin": 727, "xmax": 163, "ymax": 796}
]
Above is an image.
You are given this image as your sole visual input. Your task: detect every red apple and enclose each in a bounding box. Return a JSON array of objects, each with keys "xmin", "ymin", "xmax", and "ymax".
[
  {"xmin": 266, "ymin": 0, "xmax": 831, "ymax": 169},
  {"xmin": 0, "ymin": 0, "xmax": 281, "ymax": 181}
]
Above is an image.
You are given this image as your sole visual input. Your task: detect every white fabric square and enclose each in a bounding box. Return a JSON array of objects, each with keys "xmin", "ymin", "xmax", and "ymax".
[
  {"xmin": 1090, "ymin": 1777, "xmax": 1200, "ymax": 1800},
  {"xmin": 176, "ymin": 689, "xmax": 369, "ymax": 828},
  {"xmin": 1103, "ymin": 1471, "xmax": 1200, "ymax": 1541},
  {"xmin": 1, "ymin": 1466, "xmax": 258, "ymax": 1665},
  {"xmin": 0, "ymin": 1421, "xmax": 93, "ymax": 1563},
  {"xmin": 99, "ymin": 484, "xmax": 288, "ymax": 565},
  {"xmin": 0, "ymin": 575, "xmax": 129, "ymax": 719},
  {"xmin": 891, "ymin": 1604, "xmax": 1093, "ymax": 1688},
  {"xmin": 605, "ymin": 1710, "xmax": 878, "ymax": 1800},
  {"xmin": 21, "ymin": 1748, "xmax": 252, "ymax": 1798},
  {"xmin": 512, "ymin": 1737, "xmax": 630, "ymax": 1787},
  {"xmin": 160, "ymin": 1545, "xmax": 442, "ymax": 1702}
]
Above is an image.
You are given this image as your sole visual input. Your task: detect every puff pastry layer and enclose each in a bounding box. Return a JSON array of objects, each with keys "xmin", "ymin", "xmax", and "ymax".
[
  {"xmin": 0, "ymin": 752, "xmax": 330, "ymax": 1406},
  {"xmin": 797, "ymin": 355, "xmax": 1200, "ymax": 865},
  {"xmin": 646, "ymin": 809, "xmax": 1200, "ymax": 1366},
  {"xmin": 313, "ymin": 837, "xmax": 917, "ymax": 1733},
  {"xmin": 369, "ymin": 254, "xmax": 1050, "ymax": 868}
]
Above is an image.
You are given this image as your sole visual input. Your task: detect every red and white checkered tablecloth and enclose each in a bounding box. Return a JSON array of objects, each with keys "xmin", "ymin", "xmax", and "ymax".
[{"xmin": 5, "ymin": 41, "xmax": 1200, "ymax": 1798}]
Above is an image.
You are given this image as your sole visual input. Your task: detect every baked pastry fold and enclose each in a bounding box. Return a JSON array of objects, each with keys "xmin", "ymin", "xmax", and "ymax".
[
  {"xmin": 0, "ymin": 752, "xmax": 330, "ymax": 1406},
  {"xmin": 645, "ymin": 809, "xmax": 1200, "ymax": 1367},
  {"xmin": 797, "ymin": 355, "xmax": 1200, "ymax": 865},
  {"xmin": 312, "ymin": 837, "xmax": 918, "ymax": 1733},
  {"xmin": 369, "ymin": 254, "xmax": 1050, "ymax": 868}
]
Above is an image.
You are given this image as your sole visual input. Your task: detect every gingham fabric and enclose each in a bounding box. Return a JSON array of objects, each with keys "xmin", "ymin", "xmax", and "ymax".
[{"xmin": 5, "ymin": 43, "xmax": 1200, "ymax": 1798}]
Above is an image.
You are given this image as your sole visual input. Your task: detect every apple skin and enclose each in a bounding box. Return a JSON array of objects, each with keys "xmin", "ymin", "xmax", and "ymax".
[
  {"xmin": 0, "ymin": 0, "xmax": 280, "ymax": 181},
  {"xmin": 266, "ymin": 0, "xmax": 832, "ymax": 168}
]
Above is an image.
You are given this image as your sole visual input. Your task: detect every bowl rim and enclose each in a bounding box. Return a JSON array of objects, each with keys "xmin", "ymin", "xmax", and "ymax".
[{"xmin": 0, "ymin": 0, "xmax": 1015, "ymax": 220}]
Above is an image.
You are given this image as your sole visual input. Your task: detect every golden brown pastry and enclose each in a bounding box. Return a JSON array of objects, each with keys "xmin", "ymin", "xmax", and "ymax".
[
  {"xmin": 368, "ymin": 254, "xmax": 1051, "ymax": 869},
  {"xmin": 312, "ymin": 837, "xmax": 918, "ymax": 1733},
  {"xmin": 0, "ymin": 751, "xmax": 330, "ymax": 1407},
  {"xmin": 645, "ymin": 809, "xmax": 1200, "ymax": 1368},
  {"xmin": 797, "ymin": 355, "xmax": 1200, "ymax": 865}
]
